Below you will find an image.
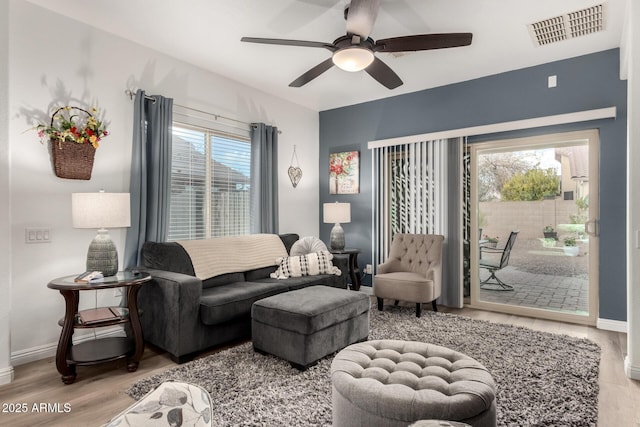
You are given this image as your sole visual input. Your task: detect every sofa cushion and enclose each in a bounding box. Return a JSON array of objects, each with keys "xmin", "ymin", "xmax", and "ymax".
[
  {"xmin": 270, "ymin": 251, "xmax": 341, "ymax": 279},
  {"xmin": 199, "ymin": 281, "xmax": 289, "ymax": 326},
  {"xmin": 254, "ymin": 274, "xmax": 345, "ymax": 290},
  {"xmin": 279, "ymin": 233, "xmax": 300, "ymax": 254},
  {"xmin": 141, "ymin": 242, "xmax": 195, "ymax": 276},
  {"xmin": 202, "ymin": 271, "xmax": 246, "ymax": 289},
  {"xmin": 245, "ymin": 265, "xmax": 278, "ymax": 281}
]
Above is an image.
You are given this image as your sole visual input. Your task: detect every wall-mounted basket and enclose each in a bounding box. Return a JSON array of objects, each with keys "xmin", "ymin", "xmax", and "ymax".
[
  {"xmin": 51, "ymin": 139, "xmax": 96, "ymax": 180},
  {"xmin": 38, "ymin": 106, "xmax": 107, "ymax": 180}
]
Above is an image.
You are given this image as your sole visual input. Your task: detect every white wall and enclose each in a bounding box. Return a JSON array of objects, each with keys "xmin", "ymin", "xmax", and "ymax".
[
  {"xmin": 6, "ymin": 0, "xmax": 320, "ymax": 367},
  {"xmin": 625, "ymin": 0, "xmax": 640, "ymax": 380},
  {"xmin": 0, "ymin": 1, "xmax": 14, "ymax": 385}
]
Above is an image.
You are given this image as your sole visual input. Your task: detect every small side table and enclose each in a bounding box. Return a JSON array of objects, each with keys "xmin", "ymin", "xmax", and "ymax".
[
  {"xmin": 330, "ymin": 248, "xmax": 362, "ymax": 291},
  {"xmin": 47, "ymin": 271, "xmax": 151, "ymax": 384}
]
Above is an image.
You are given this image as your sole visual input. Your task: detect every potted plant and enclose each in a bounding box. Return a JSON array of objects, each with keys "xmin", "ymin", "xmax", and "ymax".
[
  {"xmin": 563, "ymin": 235, "xmax": 579, "ymax": 256},
  {"xmin": 543, "ymin": 225, "xmax": 557, "ymax": 240}
]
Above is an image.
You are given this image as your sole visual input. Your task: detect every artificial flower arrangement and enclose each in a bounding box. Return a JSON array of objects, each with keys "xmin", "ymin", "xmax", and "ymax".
[{"xmin": 36, "ymin": 106, "xmax": 109, "ymax": 149}]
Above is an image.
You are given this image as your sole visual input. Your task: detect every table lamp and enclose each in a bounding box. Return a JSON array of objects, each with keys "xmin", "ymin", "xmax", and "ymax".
[
  {"xmin": 72, "ymin": 191, "xmax": 131, "ymax": 277},
  {"xmin": 323, "ymin": 202, "xmax": 351, "ymax": 251}
]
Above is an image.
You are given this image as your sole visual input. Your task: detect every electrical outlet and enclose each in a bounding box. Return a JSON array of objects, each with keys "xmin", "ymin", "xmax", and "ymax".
[{"xmin": 364, "ymin": 264, "xmax": 373, "ymax": 274}]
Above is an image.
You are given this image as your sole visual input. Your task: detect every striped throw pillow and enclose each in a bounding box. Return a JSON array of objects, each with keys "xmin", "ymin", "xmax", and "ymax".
[{"xmin": 270, "ymin": 250, "xmax": 341, "ymax": 279}]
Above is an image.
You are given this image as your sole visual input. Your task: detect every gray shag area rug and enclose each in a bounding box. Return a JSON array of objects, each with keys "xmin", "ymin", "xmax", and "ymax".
[{"xmin": 128, "ymin": 306, "xmax": 600, "ymax": 426}]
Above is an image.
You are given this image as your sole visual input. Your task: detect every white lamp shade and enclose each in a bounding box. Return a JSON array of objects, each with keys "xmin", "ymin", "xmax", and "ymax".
[
  {"xmin": 323, "ymin": 202, "xmax": 351, "ymax": 224},
  {"xmin": 72, "ymin": 192, "xmax": 131, "ymax": 229}
]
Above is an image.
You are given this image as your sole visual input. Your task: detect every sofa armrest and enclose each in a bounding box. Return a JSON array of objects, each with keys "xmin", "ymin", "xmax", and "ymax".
[{"xmin": 136, "ymin": 268, "xmax": 203, "ymax": 359}]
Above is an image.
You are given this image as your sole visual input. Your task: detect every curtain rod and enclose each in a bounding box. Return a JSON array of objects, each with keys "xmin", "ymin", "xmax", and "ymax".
[{"xmin": 124, "ymin": 89, "xmax": 280, "ymax": 132}]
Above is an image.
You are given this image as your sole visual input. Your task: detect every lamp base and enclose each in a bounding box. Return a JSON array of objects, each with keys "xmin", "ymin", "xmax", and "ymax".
[
  {"xmin": 86, "ymin": 229, "xmax": 119, "ymax": 277},
  {"xmin": 330, "ymin": 223, "xmax": 345, "ymax": 251}
]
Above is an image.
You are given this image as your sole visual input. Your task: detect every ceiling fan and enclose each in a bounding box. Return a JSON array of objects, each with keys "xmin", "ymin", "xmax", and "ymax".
[{"xmin": 241, "ymin": 0, "xmax": 472, "ymax": 89}]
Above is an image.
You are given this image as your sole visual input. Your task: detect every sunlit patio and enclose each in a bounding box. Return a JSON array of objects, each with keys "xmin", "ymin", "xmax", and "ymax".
[{"xmin": 477, "ymin": 238, "xmax": 589, "ymax": 315}]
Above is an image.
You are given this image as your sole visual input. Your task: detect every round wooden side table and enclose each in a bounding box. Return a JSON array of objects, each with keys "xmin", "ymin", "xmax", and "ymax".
[{"xmin": 47, "ymin": 271, "xmax": 151, "ymax": 384}]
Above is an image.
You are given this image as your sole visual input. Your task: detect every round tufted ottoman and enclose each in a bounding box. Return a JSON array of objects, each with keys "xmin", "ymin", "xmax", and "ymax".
[{"xmin": 330, "ymin": 340, "xmax": 496, "ymax": 427}]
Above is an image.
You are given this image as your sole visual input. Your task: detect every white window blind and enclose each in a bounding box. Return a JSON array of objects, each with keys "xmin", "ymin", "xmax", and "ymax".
[
  {"xmin": 168, "ymin": 123, "xmax": 251, "ymax": 241},
  {"xmin": 373, "ymin": 139, "xmax": 448, "ymax": 266},
  {"xmin": 372, "ymin": 138, "xmax": 465, "ymax": 308}
]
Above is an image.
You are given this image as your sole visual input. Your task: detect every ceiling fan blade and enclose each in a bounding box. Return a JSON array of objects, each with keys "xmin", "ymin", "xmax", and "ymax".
[
  {"xmin": 375, "ymin": 33, "xmax": 473, "ymax": 52},
  {"xmin": 241, "ymin": 37, "xmax": 336, "ymax": 51},
  {"xmin": 365, "ymin": 57, "xmax": 403, "ymax": 89},
  {"xmin": 345, "ymin": 0, "xmax": 381, "ymax": 39},
  {"xmin": 289, "ymin": 58, "xmax": 335, "ymax": 87}
]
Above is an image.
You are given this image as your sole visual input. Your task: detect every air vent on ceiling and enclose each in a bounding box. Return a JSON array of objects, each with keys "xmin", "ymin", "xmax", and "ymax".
[{"xmin": 529, "ymin": 4, "xmax": 605, "ymax": 46}]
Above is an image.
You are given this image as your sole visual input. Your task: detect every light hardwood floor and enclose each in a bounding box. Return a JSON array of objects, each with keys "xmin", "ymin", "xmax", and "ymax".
[{"xmin": 0, "ymin": 306, "xmax": 638, "ymax": 426}]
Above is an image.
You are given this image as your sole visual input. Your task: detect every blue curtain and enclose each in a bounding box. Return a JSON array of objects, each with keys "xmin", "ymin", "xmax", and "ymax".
[
  {"xmin": 250, "ymin": 123, "xmax": 279, "ymax": 234},
  {"xmin": 124, "ymin": 90, "xmax": 173, "ymax": 268}
]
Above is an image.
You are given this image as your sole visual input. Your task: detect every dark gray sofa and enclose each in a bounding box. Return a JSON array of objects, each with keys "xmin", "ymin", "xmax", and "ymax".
[{"xmin": 137, "ymin": 234, "xmax": 348, "ymax": 363}]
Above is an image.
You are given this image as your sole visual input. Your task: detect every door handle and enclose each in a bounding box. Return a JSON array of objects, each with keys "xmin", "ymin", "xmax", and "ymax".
[{"xmin": 585, "ymin": 219, "xmax": 599, "ymax": 237}]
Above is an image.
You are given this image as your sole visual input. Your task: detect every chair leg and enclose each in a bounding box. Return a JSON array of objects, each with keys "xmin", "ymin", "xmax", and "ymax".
[
  {"xmin": 415, "ymin": 303, "xmax": 421, "ymax": 318},
  {"xmin": 432, "ymin": 300, "xmax": 437, "ymax": 312},
  {"xmin": 480, "ymin": 269, "xmax": 514, "ymax": 291},
  {"xmin": 377, "ymin": 297, "xmax": 384, "ymax": 311},
  {"xmin": 394, "ymin": 300, "xmax": 399, "ymax": 306}
]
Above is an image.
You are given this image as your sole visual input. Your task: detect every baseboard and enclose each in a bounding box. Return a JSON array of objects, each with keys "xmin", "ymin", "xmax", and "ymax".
[
  {"xmin": 596, "ymin": 317, "xmax": 627, "ymax": 333},
  {"xmin": 624, "ymin": 356, "xmax": 640, "ymax": 380},
  {"xmin": 10, "ymin": 341, "xmax": 56, "ymax": 366},
  {"xmin": 0, "ymin": 365, "xmax": 14, "ymax": 385},
  {"xmin": 10, "ymin": 327, "xmax": 124, "ymax": 366}
]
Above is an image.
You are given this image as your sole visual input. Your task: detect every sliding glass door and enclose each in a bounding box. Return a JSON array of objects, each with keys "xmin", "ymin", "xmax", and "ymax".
[{"xmin": 468, "ymin": 130, "xmax": 599, "ymax": 325}]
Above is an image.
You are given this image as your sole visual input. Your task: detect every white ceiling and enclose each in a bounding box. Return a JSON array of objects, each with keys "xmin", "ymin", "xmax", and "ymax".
[{"xmin": 25, "ymin": 0, "xmax": 625, "ymax": 112}]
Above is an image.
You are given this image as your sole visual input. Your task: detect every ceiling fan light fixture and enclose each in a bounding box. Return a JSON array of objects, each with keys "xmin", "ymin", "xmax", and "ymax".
[{"xmin": 332, "ymin": 47, "xmax": 374, "ymax": 72}]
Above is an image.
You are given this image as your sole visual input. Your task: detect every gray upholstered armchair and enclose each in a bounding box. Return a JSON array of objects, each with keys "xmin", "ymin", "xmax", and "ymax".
[{"xmin": 374, "ymin": 234, "xmax": 444, "ymax": 317}]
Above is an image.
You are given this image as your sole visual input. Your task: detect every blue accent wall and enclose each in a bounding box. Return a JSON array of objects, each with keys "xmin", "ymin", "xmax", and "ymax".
[{"xmin": 319, "ymin": 49, "xmax": 627, "ymax": 321}]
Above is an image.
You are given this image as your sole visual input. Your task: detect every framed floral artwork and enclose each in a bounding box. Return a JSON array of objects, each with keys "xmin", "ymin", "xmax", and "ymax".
[{"xmin": 329, "ymin": 151, "xmax": 359, "ymax": 194}]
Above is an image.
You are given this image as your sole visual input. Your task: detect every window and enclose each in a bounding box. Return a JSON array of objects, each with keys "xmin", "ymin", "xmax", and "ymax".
[{"xmin": 168, "ymin": 123, "xmax": 251, "ymax": 241}]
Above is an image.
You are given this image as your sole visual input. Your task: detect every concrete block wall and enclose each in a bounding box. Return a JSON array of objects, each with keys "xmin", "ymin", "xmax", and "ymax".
[{"xmin": 479, "ymin": 199, "xmax": 583, "ymax": 241}]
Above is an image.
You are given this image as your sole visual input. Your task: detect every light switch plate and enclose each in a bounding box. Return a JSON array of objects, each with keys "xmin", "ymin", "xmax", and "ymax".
[{"xmin": 25, "ymin": 227, "xmax": 51, "ymax": 243}]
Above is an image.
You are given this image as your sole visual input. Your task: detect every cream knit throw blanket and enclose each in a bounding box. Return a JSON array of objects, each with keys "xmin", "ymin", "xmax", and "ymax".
[{"xmin": 176, "ymin": 234, "xmax": 288, "ymax": 280}]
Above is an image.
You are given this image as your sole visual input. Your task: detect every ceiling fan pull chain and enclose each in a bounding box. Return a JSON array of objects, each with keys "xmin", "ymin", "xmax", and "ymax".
[{"xmin": 288, "ymin": 145, "xmax": 303, "ymax": 188}]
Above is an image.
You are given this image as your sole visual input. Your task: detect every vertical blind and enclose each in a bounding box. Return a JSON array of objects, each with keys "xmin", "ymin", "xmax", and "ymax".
[
  {"xmin": 372, "ymin": 139, "xmax": 449, "ymax": 267},
  {"xmin": 372, "ymin": 137, "xmax": 464, "ymax": 307}
]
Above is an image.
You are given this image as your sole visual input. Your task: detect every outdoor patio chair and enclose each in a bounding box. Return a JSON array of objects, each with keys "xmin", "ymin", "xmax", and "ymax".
[{"xmin": 479, "ymin": 230, "xmax": 519, "ymax": 291}]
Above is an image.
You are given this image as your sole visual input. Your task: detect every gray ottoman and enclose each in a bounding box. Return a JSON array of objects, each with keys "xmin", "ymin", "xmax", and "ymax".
[
  {"xmin": 331, "ymin": 340, "xmax": 496, "ymax": 427},
  {"xmin": 251, "ymin": 285, "xmax": 370, "ymax": 369}
]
